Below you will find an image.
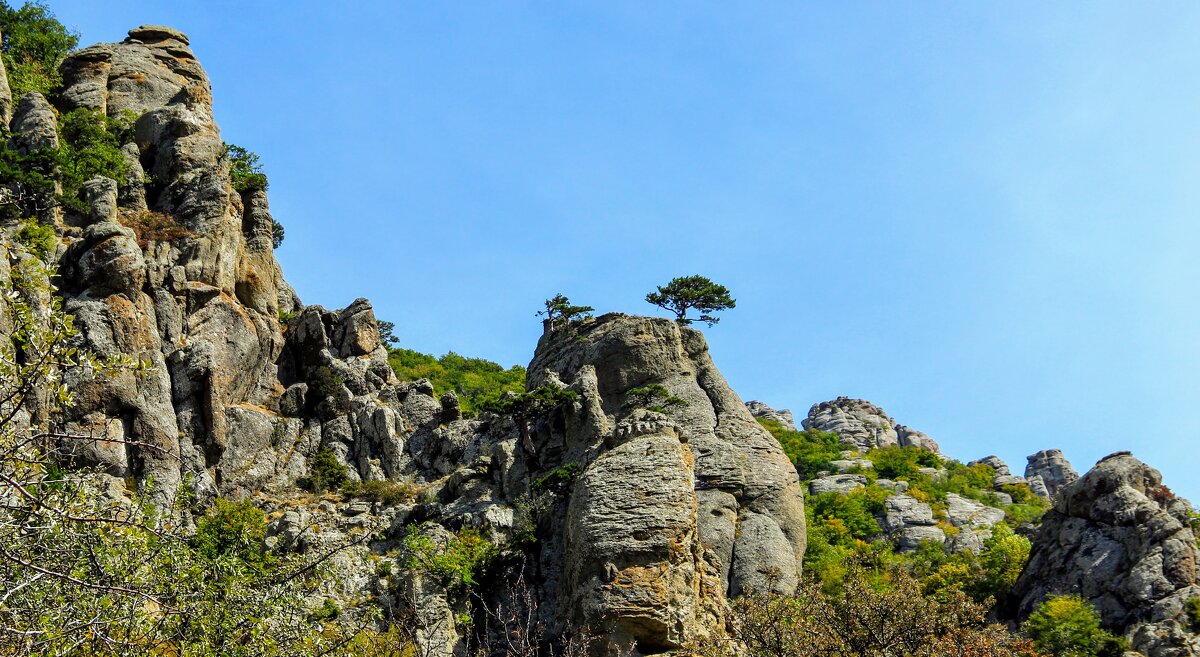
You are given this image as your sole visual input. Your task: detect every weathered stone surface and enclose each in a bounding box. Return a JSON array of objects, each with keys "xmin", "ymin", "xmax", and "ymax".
[
  {"xmin": 897, "ymin": 424, "xmax": 940, "ymax": 452},
  {"xmin": 972, "ymin": 455, "xmax": 1011, "ymax": 477},
  {"xmin": 10, "ymin": 92, "xmax": 59, "ymax": 153},
  {"xmin": 945, "ymin": 493, "xmax": 1006, "ymax": 530},
  {"xmin": 803, "ymin": 396, "xmax": 898, "ymax": 451},
  {"xmin": 810, "ymin": 473, "xmax": 867, "ymax": 495},
  {"xmin": 528, "ymin": 313, "xmax": 806, "ymax": 653},
  {"xmin": 1025, "ymin": 448, "xmax": 1079, "ymax": 501},
  {"xmin": 745, "ymin": 400, "xmax": 796, "ymax": 431},
  {"xmin": 881, "ymin": 493, "xmax": 945, "ymax": 551},
  {"xmin": 1013, "ymin": 453, "xmax": 1200, "ymax": 657}
]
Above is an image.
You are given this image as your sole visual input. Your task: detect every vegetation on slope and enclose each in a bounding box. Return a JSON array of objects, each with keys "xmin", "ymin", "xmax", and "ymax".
[{"xmin": 388, "ymin": 347, "xmax": 526, "ymax": 415}]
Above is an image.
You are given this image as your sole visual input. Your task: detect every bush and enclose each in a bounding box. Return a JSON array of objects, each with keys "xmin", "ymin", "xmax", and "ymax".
[
  {"xmin": 192, "ymin": 497, "xmax": 271, "ymax": 572},
  {"xmin": 624, "ymin": 383, "xmax": 687, "ymax": 413},
  {"xmin": 388, "ymin": 348, "xmax": 525, "ymax": 416},
  {"xmin": 224, "ymin": 142, "xmax": 268, "ymax": 194},
  {"xmin": 118, "ymin": 209, "xmax": 192, "ymax": 248},
  {"xmin": 867, "ymin": 445, "xmax": 940, "ymax": 481},
  {"xmin": 309, "ymin": 598, "xmax": 340, "ymax": 622},
  {"xmin": 56, "ymin": 108, "xmax": 128, "ymax": 214},
  {"xmin": 807, "ymin": 486, "xmax": 888, "ymax": 543},
  {"xmin": 1184, "ymin": 596, "xmax": 1200, "ymax": 632},
  {"xmin": 15, "ymin": 216, "xmax": 55, "ymax": 259},
  {"xmin": 975, "ymin": 522, "xmax": 1031, "ymax": 601},
  {"xmin": 0, "ymin": 1, "xmax": 78, "ymax": 97},
  {"xmin": 531, "ymin": 462, "xmax": 582, "ymax": 495},
  {"xmin": 401, "ymin": 524, "xmax": 497, "ymax": 591},
  {"xmin": 1023, "ymin": 595, "xmax": 1127, "ymax": 657},
  {"xmin": 758, "ymin": 418, "xmax": 842, "ymax": 482},
  {"xmin": 343, "ymin": 479, "xmax": 419, "ymax": 505},
  {"xmin": 304, "ymin": 446, "xmax": 348, "ymax": 493},
  {"xmin": 309, "ymin": 365, "xmax": 345, "ymax": 400}
]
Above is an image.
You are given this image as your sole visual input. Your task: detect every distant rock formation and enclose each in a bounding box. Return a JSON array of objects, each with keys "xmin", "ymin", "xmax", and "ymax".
[
  {"xmin": 745, "ymin": 400, "xmax": 797, "ymax": 431},
  {"xmin": 802, "ymin": 396, "xmax": 939, "ymax": 453},
  {"xmin": 1013, "ymin": 452, "xmax": 1200, "ymax": 657},
  {"xmin": 1025, "ymin": 448, "xmax": 1079, "ymax": 501}
]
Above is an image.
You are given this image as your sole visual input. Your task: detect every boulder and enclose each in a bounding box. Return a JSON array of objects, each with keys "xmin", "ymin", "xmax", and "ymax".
[{"xmin": 1025, "ymin": 448, "xmax": 1079, "ymax": 501}]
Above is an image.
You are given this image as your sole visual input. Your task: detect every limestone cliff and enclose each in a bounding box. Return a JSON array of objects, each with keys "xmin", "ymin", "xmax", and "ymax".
[
  {"xmin": 0, "ymin": 26, "xmax": 805, "ymax": 655},
  {"xmin": 1013, "ymin": 452, "xmax": 1200, "ymax": 657}
]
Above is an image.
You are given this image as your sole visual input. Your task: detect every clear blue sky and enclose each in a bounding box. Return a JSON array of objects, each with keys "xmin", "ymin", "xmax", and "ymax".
[{"xmin": 53, "ymin": 2, "xmax": 1200, "ymax": 501}]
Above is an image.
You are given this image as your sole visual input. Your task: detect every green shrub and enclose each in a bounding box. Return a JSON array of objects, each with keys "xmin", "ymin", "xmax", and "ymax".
[
  {"xmin": 531, "ymin": 462, "xmax": 582, "ymax": 495},
  {"xmin": 388, "ymin": 348, "xmax": 525, "ymax": 416},
  {"xmin": 1023, "ymin": 595, "xmax": 1127, "ymax": 657},
  {"xmin": 401, "ymin": 524, "xmax": 497, "ymax": 590},
  {"xmin": 0, "ymin": 146, "xmax": 57, "ymax": 220},
  {"xmin": 309, "ymin": 365, "xmax": 345, "ymax": 400},
  {"xmin": 55, "ymin": 109, "xmax": 128, "ymax": 214},
  {"xmin": 867, "ymin": 445, "xmax": 940, "ymax": 481},
  {"xmin": 758, "ymin": 418, "xmax": 843, "ymax": 482},
  {"xmin": 807, "ymin": 486, "xmax": 888, "ymax": 544},
  {"xmin": 0, "ymin": 1, "xmax": 78, "ymax": 97},
  {"xmin": 192, "ymin": 497, "xmax": 271, "ymax": 572},
  {"xmin": 304, "ymin": 446, "xmax": 348, "ymax": 493},
  {"xmin": 975, "ymin": 522, "xmax": 1031, "ymax": 601},
  {"xmin": 224, "ymin": 142, "xmax": 268, "ymax": 194},
  {"xmin": 15, "ymin": 217, "xmax": 55, "ymax": 259},
  {"xmin": 308, "ymin": 598, "xmax": 340, "ymax": 622},
  {"xmin": 342, "ymin": 479, "xmax": 419, "ymax": 505},
  {"xmin": 1005, "ymin": 501, "xmax": 1050, "ymax": 526},
  {"xmin": 1185, "ymin": 596, "xmax": 1200, "ymax": 632},
  {"xmin": 624, "ymin": 383, "xmax": 687, "ymax": 413}
]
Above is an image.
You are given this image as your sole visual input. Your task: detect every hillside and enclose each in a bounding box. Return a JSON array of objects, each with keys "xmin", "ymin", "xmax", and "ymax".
[{"xmin": 0, "ymin": 11, "xmax": 1197, "ymax": 657}]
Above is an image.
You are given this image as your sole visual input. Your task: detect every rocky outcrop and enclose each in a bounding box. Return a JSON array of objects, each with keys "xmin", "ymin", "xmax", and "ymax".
[
  {"xmin": 527, "ymin": 314, "xmax": 806, "ymax": 654},
  {"xmin": 745, "ymin": 400, "xmax": 796, "ymax": 431},
  {"xmin": 1013, "ymin": 452, "xmax": 1200, "ymax": 657},
  {"xmin": 802, "ymin": 396, "xmax": 939, "ymax": 453},
  {"xmin": 881, "ymin": 494, "xmax": 945, "ymax": 551},
  {"xmin": 1025, "ymin": 448, "xmax": 1078, "ymax": 501}
]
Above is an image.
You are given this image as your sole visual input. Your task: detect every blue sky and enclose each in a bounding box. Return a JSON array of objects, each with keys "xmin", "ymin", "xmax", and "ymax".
[{"xmin": 53, "ymin": 2, "xmax": 1200, "ymax": 501}]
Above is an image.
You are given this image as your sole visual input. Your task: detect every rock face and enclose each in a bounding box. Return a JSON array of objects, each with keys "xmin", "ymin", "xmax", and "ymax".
[
  {"xmin": 1025, "ymin": 448, "xmax": 1079, "ymax": 501},
  {"xmin": 9, "ymin": 25, "xmax": 809, "ymax": 651},
  {"xmin": 527, "ymin": 314, "xmax": 806, "ymax": 654},
  {"xmin": 1013, "ymin": 452, "xmax": 1200, "ymax": 657},
  {"xmin": 802, "ymin": 396, "xmax": 939, "ymax": 453},
  {"xmin": 745, "ymin": 400, "xmax": 796, "ymax": 431}
]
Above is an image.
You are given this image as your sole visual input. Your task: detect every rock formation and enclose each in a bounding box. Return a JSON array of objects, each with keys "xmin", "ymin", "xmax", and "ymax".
[
  {"xmin": 1013, "ymin": 452, "xmax": 1200, "ymax": 657},
  {"xmin": 745, "ymin": 400, "xmax": 796, "ymax": 431},
  {"xmin": 1025, "ymin": 448, "xmax": 1079, "ymax": 501},
  {"xmin": 802, "ymin": 396, "xmax": 939, "ymax": 453}
]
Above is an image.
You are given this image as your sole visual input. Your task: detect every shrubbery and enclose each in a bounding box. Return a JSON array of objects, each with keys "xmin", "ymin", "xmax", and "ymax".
[
  {"xmin": 55, "ymin": 108, "xmax": 128, "ymax": 214},
  {"xmin": 303, "ymin": 445, "xmax": 348, "ymax": 493},
  {"xmin": 400, "ymin": 524, "xmax": 498, "ymax": 591},
  {"xmin": 389, "ymin": 348, "xmax": 526, "ymax": 416},
  {"xmin": 193, "ymin": 497, "xmax": 272, "ymax": 573},
  {"xmin": 224, "ymin": 142, "xmax": 269, "ymax": 194},
  {"xmin": 757, "ymin": 418, "xmax": 842, "ymax": 482},
  {"xmin": 0, "ymin": 0, "xmax": 78, "ymax": 97},
  {"xmin": 1023, "ymin": 595, "xmax": 1127, "ymax": 657}
]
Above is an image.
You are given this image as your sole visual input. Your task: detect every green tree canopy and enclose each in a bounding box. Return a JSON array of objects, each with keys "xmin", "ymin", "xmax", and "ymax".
[
  {"xmin": 0, "ymin": 1, "xmax": 78, "ymax": 97},
  {"xmin": 645, "ymin": 274, "xmax": 736, "ymax": 326}
]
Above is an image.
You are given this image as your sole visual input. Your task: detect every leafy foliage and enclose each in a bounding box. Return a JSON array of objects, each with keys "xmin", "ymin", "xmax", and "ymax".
[
  {"xmin": 55, "ymin": 108, "xmax": 129, "ymax": 214},
  {"xmin": 192, "ymin": 497, "xmax": 272, "ymax": 572},
  {"xmin": 624, "ymin": 383, "xmax": 687, "ymax": 413},
  {"xmin": 342, "ymin": 478, "xmax": 420, "ymax": 505},
  {"xmin": 224, "ymin": 142, "xmax": 269, "ymax": 194},
  {"xmin": 703, "ymin": 565, "xmax": 1045, "ymax": 657},
  {"xmin": 303, "ymin": 445, "xmax": 348, "ymax": 493},
  {"xmin": 1185, "ymin": 596, "xmax": 1200, "ymax": 632},
  {"xmin": 645, "ymin": 274, "xmax": 736, "ymax": 326},
  {"xmin": 757, "ymin": 418, "xmax": 843, "ymax": 482},
  {"xmin": 0, "ymin": 1, "xmax": 78, "ymax": 97},
  {"xmin": 271, "ymin": 217, "xmax": 284, "ymax": 248},
  {"xmin": 808, "ymin": 486, "xmax": 888, "ymax": 544},
  {"xmin": 400, "ymin": 523, "xmax": 498, "ymax": 591},
  {"xmin": 867, "ymin": 444, "xmax": 942, "ymax": 480},
  {"xmin": 536, "ymin": 293, "xmax": 594, "ymax": 330},
  {"xmin": 309, "ymin": 365, "xmax": 345, "ymax": 400},
  {"xmin": 0, "ymin": 255, "xmax": 377, "ymax": 656},
  {"xmin": 376, "ymin": 319, "xmax": 399, "ymax": 346},
  {"xmin": 388, "ymin": 347, "xmax": 525, "ymax": 416},
  {"xmin": 531, "ymin": 462, "xmax": 582, "ymax": 495},
  {"xmin": 1023, "ymin": 595, "xmax": 1127, "ymax": 657},
  {"xmin": 14, "ymin": 216, "xmax": 54, "ymax": 258}
]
